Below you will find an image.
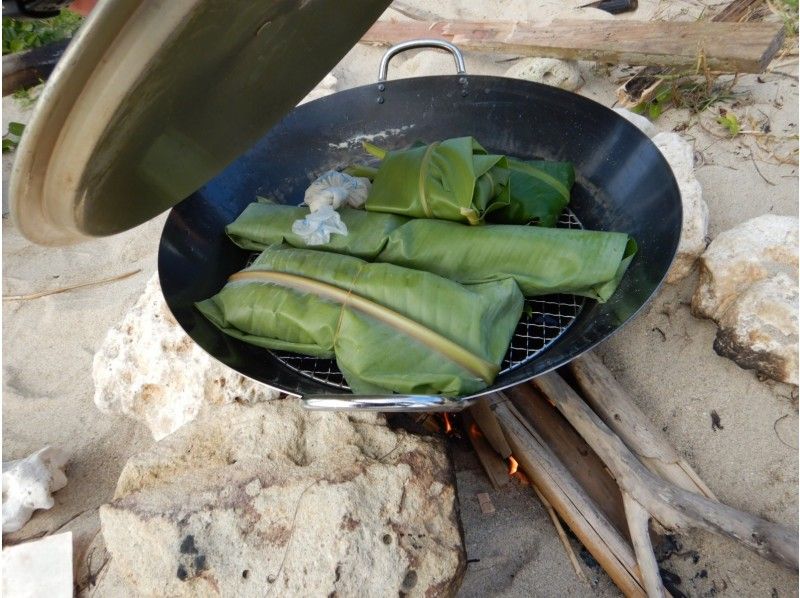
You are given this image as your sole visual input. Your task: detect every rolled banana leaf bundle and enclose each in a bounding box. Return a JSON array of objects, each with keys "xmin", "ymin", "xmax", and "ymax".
[
  {"xmin": 350, "ymin": 136, "xmax": 574, "ymax": 227},
  {"xmin": 226, "ymin": 200, "xmax": 409, "ymax": 257},
  {"xmin": 225, "ymin": 203, "xmax": 636, "ymax": 302},
  {"xmin": 196, "ymin": 246, "xmax": 524, "ymax": 395}
]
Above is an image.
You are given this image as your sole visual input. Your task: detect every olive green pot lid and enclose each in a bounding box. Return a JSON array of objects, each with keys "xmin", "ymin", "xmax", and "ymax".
[{"xmin": 10, "ymin": 0, "xmax": 391, "ymax": 245}]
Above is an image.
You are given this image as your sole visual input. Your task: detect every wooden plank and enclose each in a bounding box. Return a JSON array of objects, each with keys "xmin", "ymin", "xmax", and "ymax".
[
  {"xmin": 619, "ymin": 0, "xmax": 768, "ymax": 105},
  {"xmin": 361, "ymin": 19, "xmax": 784, "ymax": 72},
  {"xmin": 503, "ymin": 384, "xmax": 631, "ymax": 539}
]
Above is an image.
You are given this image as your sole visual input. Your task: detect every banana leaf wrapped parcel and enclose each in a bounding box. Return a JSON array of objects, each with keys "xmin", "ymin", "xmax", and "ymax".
[
  {"xmin": 196, "ymin": 246, "xmax": 524, "ymax": 395},
  {"xmin": 351, "ymin": 137, "xmax": 574, "ymax": 226},
  {"xmin": 225, "ymin": 203, "xmax": 636, "ymax": 302}
]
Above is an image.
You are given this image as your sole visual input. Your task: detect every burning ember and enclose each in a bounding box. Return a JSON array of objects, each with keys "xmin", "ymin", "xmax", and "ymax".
[
  {"xmin": 508, "ymin": 456, "xmax": 529, "ymax": 485},
  {"xmin": 508, "ymin": 456, "xmax": 519, "ymax": 475}
]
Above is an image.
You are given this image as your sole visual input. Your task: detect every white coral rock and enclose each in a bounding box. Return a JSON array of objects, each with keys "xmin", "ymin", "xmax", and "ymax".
[
  {"xmin": 613, "ymin": 108, "xmax": 658, "ymax": 138},
  {"xmin": 692, "ymin": 215, "xmax": 799, "ymax": 385},
  {"xmin": 99, "ymin": 400, "xmax": 464, "ymax": 597},
  {"xmin": 504, "ymin": 57, "xmax": 583, "ymax": 91},
  {"xmin": 2, "ymin": 447, "xmax": 69, "ymax": 534},
  {"xmin": 652, "ymin": 132, "xmax": 709, "ymax": 283},
  {"xmin": 93, "ymin": 275, "xmax": 278, "ymax": 441}
]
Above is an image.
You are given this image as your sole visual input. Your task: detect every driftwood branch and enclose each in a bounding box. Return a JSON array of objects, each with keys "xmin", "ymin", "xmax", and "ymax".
[
  {"xmin": 532, "ymin": 373, "xmax": 798, "ymax": 570},
  {"xmin": 469, "ymin": 397, "xmax": 512, "ymax": 459},
  {"xmin": 623, "ymin": 493, "xmax": 666, "ymax": 597},
  {"xmin": 569, "ymin": 353, "xmax": 716, "ymax": 500},
  {"xmin": 462, "ymin": 411, "xmax": 510, "ymax": 490},
  {"xmin": 495, "ymin": 401, "xmax": 648, "ymax": 597},
  {"xmin": 532, "ymin": 483, "xmax": 589, "ymax": 585}
]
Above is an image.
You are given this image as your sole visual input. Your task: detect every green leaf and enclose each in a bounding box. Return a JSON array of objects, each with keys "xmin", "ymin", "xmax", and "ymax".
[
  {"xmin": 648, "ymin": 102, "xmax": 662, "ymax": 120},
  {"xmin": 359, "ymin": 136, "xmax": 574, "ymax": 226},
  {"xmin": 2, "ymin": 121, "xmax": 25, "ymax": 152},
  {"xmin": 196, "ymin": 246, "xmax": 524, "ymax": 395},
  {"xmin": 488, "ymin": 159, "xmax": 574, "ymax": 227},
  {"xmin": 716, "ymin": 112, "xmax": 741, "ymax": 136},
  {"xmin": 7, "ymin": 121, "xmax": 25, "ymax": 136},
  {"xmin": 225, "ymin": 203, "xmax": 636, "ymax": 302},
  {"xmin": 2, "ymin": 10, "xmax": 83, "ymax": 55}
]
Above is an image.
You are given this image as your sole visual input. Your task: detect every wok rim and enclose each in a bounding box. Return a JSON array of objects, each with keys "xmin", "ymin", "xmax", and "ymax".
[{"xmin": 158, "ymin": 73, "xmax": 683, "ymax": 409}]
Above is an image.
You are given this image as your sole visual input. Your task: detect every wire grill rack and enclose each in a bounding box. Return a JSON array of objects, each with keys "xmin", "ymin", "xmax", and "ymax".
[{"xmin": 267, "ymin": 209, "xmax": 586, "ymax": 390}]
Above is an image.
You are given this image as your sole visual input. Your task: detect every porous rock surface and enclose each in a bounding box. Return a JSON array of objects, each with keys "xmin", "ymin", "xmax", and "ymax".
[
  {"xmin": 92, "ymin": 274, "xmax": 278, "ymax": 441},
  {"xmin": 2, "ymin": 447, "xmax": 68, "ymax": 533},
  {"xmin": 652, "ymin": 131, "xmax": 709, "ymax": 283},
  {"xmin": 504, "ymin": 57, "xmax": 583, "ymax": 91},
  {"xmin": 99, "ymin": 400, "xmax": 464, "ymax": 597},
  {"xmin": 692, "ymin": 215, "xmax": 798, "ymax": 385}
]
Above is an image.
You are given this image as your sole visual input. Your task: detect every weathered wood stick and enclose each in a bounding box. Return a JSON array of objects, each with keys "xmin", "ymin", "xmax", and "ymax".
[
  {"xmin": 569, "ymin": 352, "xmax": 717, "ymax": 500},
  {"xmin": 532, "ymin": 483, "xmax": 590, "ymax": 585},
  {"xmin": 495, "ymin": 401, "xmax": 648, "ymax": 597},
  {"xmin": 532, "ymin": 373, "xmax": 799, "ymax": 570},
  {"xmin": 469, "ymin": 396, "xmax": 512, "ymax": 459},
  {"xmin": 623, "ymin": 492, "xmax": 666, "ymax": 597},
  {"xmin": 361, "ymin": 19, "xmax": 784, "ymax": 72},
  {"xmin": 617, "ymin": 0, "xmax": 767, "ymax": 106},
  {"xmin": 461, "ymin": 411, "xmax": 511, "ymax": 490},
  {"xmin": 503, "ymin": 383, "xmax": 631, "ymax": 539}
]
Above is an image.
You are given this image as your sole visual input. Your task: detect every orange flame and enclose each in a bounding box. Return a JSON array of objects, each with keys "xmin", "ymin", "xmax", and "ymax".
[
  {"xmin": 469, "ymin": 423, "xmax": 483, "ymax": 438},
  {"xmin": 442, "ymin": 413, "xmax": 454, "ymax": 434},
  {"xmin": 508, "ymin": 456, "xmax": 519, "ymax": 475}
]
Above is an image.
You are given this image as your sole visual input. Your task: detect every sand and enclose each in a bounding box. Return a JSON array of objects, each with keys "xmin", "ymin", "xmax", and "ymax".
[{"xmin": 3, "ymin": 1, "xmax": 797, "ymax": 596}]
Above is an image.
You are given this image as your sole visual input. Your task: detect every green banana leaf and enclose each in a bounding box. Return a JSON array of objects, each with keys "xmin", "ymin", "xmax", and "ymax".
[
  {"xmin": 381, "ymin": 220, "xmax": 636, "ymax": 302},
  {"xmin": 355, "ymin": 137, "xmax": 574, "ymax": 226},
  {"xmin": 363, "ymin": 137, "xmax": 511, "ymax": 225},
  {"xmin": 196, "ymin": 246, "xmax": 524, "ymax": 395},
  {"xmin": 226, "ymin": 201, "xmax": 409, "ymax": 258},
  {"xmin": 489, "ymin": 159, "xmax": 575, "ymax": 227},
  {"xmin": 224, "ymin": 203, "xmax": 636, "ymax": 302}
]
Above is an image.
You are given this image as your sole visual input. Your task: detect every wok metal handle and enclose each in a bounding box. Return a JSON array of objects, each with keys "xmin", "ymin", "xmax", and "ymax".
[
  {"xmin": 302, "ymin": 394, "xmax": 477, "ymax": 412},
  {"xmin": 377, "ymin": 39, "xmax": 467, "ymax": 82}
]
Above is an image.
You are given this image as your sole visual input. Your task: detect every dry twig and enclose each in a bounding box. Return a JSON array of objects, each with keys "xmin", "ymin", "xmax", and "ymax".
[{"xmin": 3, "ymin": 269, "xmax": 141, "ymax": 301}]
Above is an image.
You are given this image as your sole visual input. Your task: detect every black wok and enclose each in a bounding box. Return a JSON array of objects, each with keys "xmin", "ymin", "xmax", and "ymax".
[{"xmin": 158, "ymin": 41, "xmax": 682, "ymax": 411}]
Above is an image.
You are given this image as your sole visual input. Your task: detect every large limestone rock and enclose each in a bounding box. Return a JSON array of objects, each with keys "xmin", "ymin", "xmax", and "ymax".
[
  {"xmin": 504, "ymin": 57, "xmax": 583, "ymax": 91},
  {"xmin": 93, "ymin": 275, "xmax": 278, "ymax": 441},
  {"xmin": 692, "ymin": 215, "xmax": 798, "ymax": 385},
  {"xmin": 99, "ymin": 400, "xmax": 464, "ymax": 597},
  {"xmin": 652, "ymin": 132, "xmax": 709, "ymax": 283}
]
